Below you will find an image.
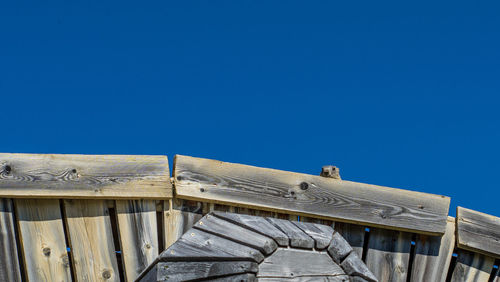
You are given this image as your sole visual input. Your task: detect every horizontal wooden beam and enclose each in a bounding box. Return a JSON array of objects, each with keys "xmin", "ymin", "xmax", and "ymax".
[
  {"xmin": 173, "ymin": 155, "xmax": 450, "ymax": 235},
  {"xmin": 456, "ymin": 206, "xmax": 500, "ymax": 258},
  {"xmin": 0, "ymin": 153, "xmax": 172, "ymax": 199}
]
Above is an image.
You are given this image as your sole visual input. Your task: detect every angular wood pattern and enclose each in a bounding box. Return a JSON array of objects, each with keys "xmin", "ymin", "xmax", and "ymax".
[{"xmin": 138, "ymin": 212, "xmax": 377, "ymax": 282}]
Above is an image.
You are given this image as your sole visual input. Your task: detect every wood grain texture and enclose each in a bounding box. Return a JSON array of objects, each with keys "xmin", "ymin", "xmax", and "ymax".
[
  {"xmin": 174, "ymin": 155, "xmax": 450, "ymax": 235},
  {"xmin": 194, "ymin": 214, "xmax": 278, "ymax": 255},
  {"xmin": 0, "ymin": 153, "xmax": 171, "ymax": 199},
  {"xmin": 334, "ymin": 222, "xmax": 365, "ymax": 258},
  {"xmin": 212, "ymin": 211, "xmax": 289, "ymax": 246},
  {"xmin": 258, "ymin": 248, "xmax": 346, "ymax": 279},
  {"xmin": 267, "ymin": 217, "xmax": 315, "ymax": 249},
  {"xmin": 116, "ymin": 200, "xmax": 158, "ymax": 282},
  {"xmin": 0, "ymin": 198, "xmax": 22, "ymax": 282},
  {"xmin": 15, "ymin": 199, "xmax": 72, "ymax": 281},
  {"xmin": 156, "ymin": 261, "xmax": 258, "ymax": 282},
  {"xmin": 365, "ymin": 228, "xmax": 412, "ymax": 282},
  {"xmin": 457, "ymin": 206, "xmax": 500, "ymax": 258},
  {"xmin": 410, "ymin": 217, "xmax": 455, "ymax": 282},
  {"xmin": 293, "ymin": 221, "xmax": 334, "ymax": 249},
  {"xmin": 450, "ymin": 250, "xmax": 495, "ymax": 282},
  {"xmin": 163, "ymin": 205, "xmax": 202, "ymax": 249},
  {"xmin": 64, "ymin": 199, "xmax": 119, "ymax": 282}
]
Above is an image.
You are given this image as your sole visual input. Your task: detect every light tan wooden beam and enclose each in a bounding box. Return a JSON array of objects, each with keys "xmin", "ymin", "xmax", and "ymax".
[
  {"xmin": 0, "ymin": 153, "xmax": 172, "ymax": 199},
  {"xmin": 173, "ymin": 155, "xmax": 450, "ymax": 235},
  {"xmin": 457, "ymin": 206, "xmax": 500, "ymax": 259}
]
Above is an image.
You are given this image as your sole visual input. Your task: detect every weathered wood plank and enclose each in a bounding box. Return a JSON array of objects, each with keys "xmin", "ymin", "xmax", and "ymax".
[
  {"xmin": 259, "ymin": 276, "xmax": 350, "ymax": 282},
  {"xmin": 212, "ymin": 211, "xmax": 289, "ymax": 246},
  {"xmin": 0, "ymin": 154, "xmax": 171, "ymax": 199},
  {"xmin": 410, "ymin": 216, "xmax": 455, "ymax": 282},
  {"xmin": 293, "ymin": 221, "xmax": 334, "ymax": 249},
  {"xmin": 267, "ymin": 217, "xmax": 315, "ymax": 249},
  {"xmin": 15, "ymin": 199, "xmax": 72, "ymax": 281},
  {"xmin": 334, "ymin": 222, "xmax": 365, "ymax": 258},
  {"xmin": 116, "ymin": 200, "xmax": 158, "ymax": 282},
  {"xmin": 258, "ymin": 248, "xmax": 345, "ymax": 279},
  {"xmin": 163, "ymin": 200, "xmax": 202, "ymax": 249},
  {"xmin": 341, "ymin": 252, "xmax": 378, "ymax": 282},
  {"xmin": 0, "ymin": 199, "xmax": 22, "ymax": 282},
  {"xmin": 156, "ymin": 261, "xmax": 258, "ymax": 281},
  {"xmin": 174, "ymin": 155, "xmax": 450, "ymax": 235},
  {"xmin": 194, "ymin": 213, "xmax": 278, "ymax": 255},
  {"xmin": 208, "ymin": 273, "xmax": 257, "ymax": 282},
  {"xmin": 64, "ymin": 199, "xmax": 119, "ymax": 282},
  {"xmin": 450, "ymin": 250, "xmax": 495, "ymax": 282},
  {"xmin": 365, "ymin": 228, "xmax": 412, "ymax": 282},
  {"xmin": 457, "ymin": 206, "xmax": 500, "ymax": 258},
  {"xmin": 161, "ymin": 228, "xmax": 264, "ymax": 262}
]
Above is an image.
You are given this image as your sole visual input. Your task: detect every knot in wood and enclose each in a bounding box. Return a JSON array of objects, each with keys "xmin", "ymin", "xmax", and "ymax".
[
  {"xmin": 102, "ymin": 270, "xmax": 112, "ymax": 279},
  {"xmin": 4, "ymin": 165, "xmax": 11, "ymax": 174},
  {"xmin": 300, "ymin": 182, "xmax": 309, "ymax": 190},
  {"xmin": 320, "ymin": 165, "xmax": 341, "ymax": 179},
  {"xmin": 42, "ymin": 247, "xmax": 51, "ymax": 257}
]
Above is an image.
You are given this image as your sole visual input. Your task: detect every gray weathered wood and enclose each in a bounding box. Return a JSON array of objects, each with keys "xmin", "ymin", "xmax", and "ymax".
[
  {"xmin": 0, "ymin": 198, "xmax": 22, "ymax": 282},
  {"xmin": 116, "ymin": 199, "xmax": 158, "ymax": 282},
  {"xmin": 174, "ymin": 155, "xmax": 450, "ymax": 235},
  {"xmin": 365, "ymin": 228, "xmax": 412, "ymax": 282},
  {"xmin": 293, "ymin": 221, "xmax": 334, "ymax": 249},
  {"xmin": 260, "ymin": 277, "xmax": 350, "ymax": 282},
  {"xmin": 194, "ymin": 213, "xmax": 278, "ymax": 255},
  {"xmin": 209, "ymin": 273, "xmax": 257, "ymax": 282},
  {"xmin": 156, "ymin": 261, "xmax": 258, "ymax": 281},
  {"xmin": 0, "ymin": 153, "xmax": 171, "ymax": 199},
  {"xmin": 457, "ymin": 206, "xmax": 500, "ymax": 259},
  {"xmin": 267, "ymin": 217, "xmax": 315, "ymax": 249},
  {"xmin": 164, "ymin": 201, "xmax": 203, "ymax": 249},
  {"xmin": 213, "ymin": 211, "xmax": 289, "ymax": 246},
  {"xmin": 258, "ymin": 248, "xmax": 345, "ymax": 279},
  {"xmin": 450, "ymin": 250, "xmax": 495, "ymax": 282},
  {"xmin": 341, "ymin": 252, "xmax": 378, "ymax": 282},
  {"xmin": 327, "ymin": 232, "xmax": 353, "ymax": 263},
  {"xmin": 410, "ymin": 216, "xmax": 455, "ymax": 282},
  {"xmin": 162, "ymin": 228, "xmax": 264, "ymax": 262},
  {"xmin": 334, "ymin": 222, "xmax": 365, "ymax": 258}
]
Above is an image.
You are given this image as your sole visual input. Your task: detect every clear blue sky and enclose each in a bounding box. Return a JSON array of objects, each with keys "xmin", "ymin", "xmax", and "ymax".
[{"xmin": 1, "ymin": 1, "xmax": 499, "ymax": 217}]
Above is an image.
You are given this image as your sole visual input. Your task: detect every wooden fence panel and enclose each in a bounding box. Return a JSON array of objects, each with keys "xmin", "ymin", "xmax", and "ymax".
[
  {"xmin": 0, "ymin": 198, "xmax": 22, "ymax": 282},
  {"xmin": 64, "ymin": 199, "xmax": 119, "ymax": 282},
  {"xmin": 116, "ymin": 200, "xmax": 158, "ymax": 282},
  {"xmin": 0, "ymin": 154, "xmax": 171, "ymax": 199},
  {"xmin": 163, "ymin": 200, "xmax": 202, "ymax": 249},
  {"xmin": 457, "ymin": 206, "xmax": 500, "ymax": 259},
  {"xmin": 334, "ymin": 222, "xmax": 366, "ymax": 258},
  {"xmin": 365, "ymin": 228, "xmax": 412, "ymax": 282},
  {"xmin": 174, "ymin": 155, "xmax": 450, "ymax": 235},
  {"xmin": 450, "ymin": 250, "xmax": 495, "ymax": 282},
  {"xmin": 410, "ymin": 217, "xmax": 455, "ymax": 282},
  {"xmin": 15, "ymin": 199, "xmax": 72, "ymax": 281}
]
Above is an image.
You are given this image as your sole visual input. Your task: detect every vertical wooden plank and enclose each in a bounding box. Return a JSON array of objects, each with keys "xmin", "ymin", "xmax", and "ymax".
[
  {"xmin": 0, "ymin": 198, "xmax": 22, "ymax": 282},
  {"xmin": 450, "ymin": 250, "xmax": 495, "ymax": 282},
  {"xmin": 410, "ymin": 217, "xmax": 455, "ymax": 282},
  {"xmin": 163, "ymin": 200, "xmax": 202, "ymax": 249},
  {"xmin": 365, "ymin": 228, "xmax": 412, "ymax": 282},
  {"xmin": 116, "ymin": 200, "xmax": 158, "ymax": 282},
  {"xmin": 64, "ymin": 199, "xmax": 119, "ymax": 282},
  {"xmin": 335, "ymin": 222, "xmax": 366, "ymax": 258},
  {"xmin": 15, "ymin": 199, "xmax": 72, "ymax": 281}
]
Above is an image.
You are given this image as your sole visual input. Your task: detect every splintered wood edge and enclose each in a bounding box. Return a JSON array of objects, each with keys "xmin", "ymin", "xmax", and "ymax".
[
  {"xmin": 456, "ymin": 206, "xmax": 500, "ymax": 259},
  {"xmin": 173, "ymin": 154, "xmax": 451, "ymax": 235},
  {"xmin": 0, "ymin": 153, "xmax": 172, "ymax": 199}
]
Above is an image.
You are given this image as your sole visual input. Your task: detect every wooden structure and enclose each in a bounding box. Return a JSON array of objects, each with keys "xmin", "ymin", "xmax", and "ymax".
[
  {"xmin": 137, "ymin": 212, "xmax": 377, "ymax": 281},
  {"xmin": 0, "ymin": 153, "xmax": 499, "ymax": 281}
]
